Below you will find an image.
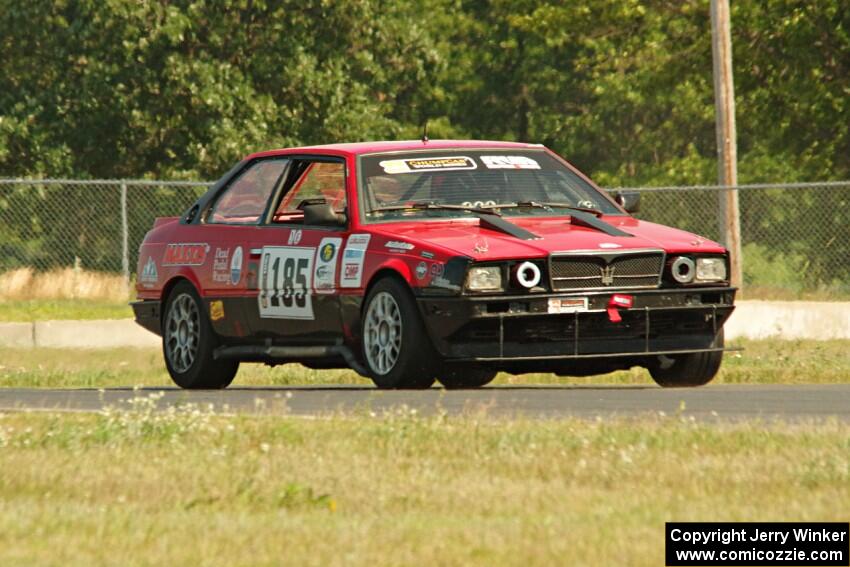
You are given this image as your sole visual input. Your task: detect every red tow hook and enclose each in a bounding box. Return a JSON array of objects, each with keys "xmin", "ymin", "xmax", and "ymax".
[{"xmin": 606, "ymin": 294, "xmax": 634, "ymax": 323}]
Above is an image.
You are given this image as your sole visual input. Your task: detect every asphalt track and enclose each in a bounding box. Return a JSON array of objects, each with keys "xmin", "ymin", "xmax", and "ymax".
[{"xmin": 0, "ymin": 384, "xmax": 849, "ymax": 421}]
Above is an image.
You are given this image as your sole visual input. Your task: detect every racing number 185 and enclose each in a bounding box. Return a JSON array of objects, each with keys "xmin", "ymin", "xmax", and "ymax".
[
  {"xmin": 270, "ymin": 256, "xmax": 308, "ymax": 308},
  {"xmin": 259, "ymin": 247, "xmax": 315, "ymax": 319}
]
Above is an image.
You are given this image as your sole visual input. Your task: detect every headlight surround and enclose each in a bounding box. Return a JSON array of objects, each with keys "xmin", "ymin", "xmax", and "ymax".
[
  {"xmin": 513, "ymin": 261, "xmax": 542, "ymax": 289},
  {"xmin": 695, "ymin": 257, "xmax": 728, "ymax": 282},
  {"xmin": 670, "ymin": 256, "xmax": 696, "ymax": 284},
  {"xmin": 465, "ymin": 266, "xmax": 503, "ymax": 292}
]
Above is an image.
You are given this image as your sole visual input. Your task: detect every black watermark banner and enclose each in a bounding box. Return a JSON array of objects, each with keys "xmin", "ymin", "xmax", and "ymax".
[{"xmin": 666, "ymin": 522, "xmax": 849, "ymax": 566}]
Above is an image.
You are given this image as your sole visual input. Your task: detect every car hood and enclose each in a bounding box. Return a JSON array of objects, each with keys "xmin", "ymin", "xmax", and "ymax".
[{"xmin": 369, "ymin": 215, "xmax": 726, "ymax": 260}]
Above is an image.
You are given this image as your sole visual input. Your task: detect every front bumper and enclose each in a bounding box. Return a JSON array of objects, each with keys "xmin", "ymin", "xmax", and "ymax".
[{"xmin": 417, "ymin": 287, "xmax": 736, "ymax": 362}]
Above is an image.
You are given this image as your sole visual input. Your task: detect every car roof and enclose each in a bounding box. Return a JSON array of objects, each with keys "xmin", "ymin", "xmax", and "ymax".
[{"xmin": 247, "ymin": 139, "xmax": 544, "ymax": 160}]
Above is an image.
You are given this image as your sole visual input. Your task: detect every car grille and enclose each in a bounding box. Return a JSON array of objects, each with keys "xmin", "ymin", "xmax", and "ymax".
[{"xmin": 549, "ymin": 251, "xmax": 664, "ymax": 291}]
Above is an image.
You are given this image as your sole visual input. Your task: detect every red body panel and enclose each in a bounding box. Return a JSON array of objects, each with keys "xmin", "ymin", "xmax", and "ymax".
[{"xmin": 364, "ymin": 217, "xmax": 725, "ymax": 263}]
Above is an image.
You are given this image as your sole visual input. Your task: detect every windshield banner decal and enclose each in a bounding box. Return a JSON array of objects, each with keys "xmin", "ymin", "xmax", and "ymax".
[
  {"xmin": 481, "ymin": 155, "xmax": 541, "ymax": 169},
  {"xmin": 379, "ymin": 156, "xmax": 477, "ymax": 174}
]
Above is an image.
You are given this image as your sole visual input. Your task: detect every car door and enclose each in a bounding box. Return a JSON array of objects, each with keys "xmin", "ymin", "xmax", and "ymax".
[
  {"xmin": 246, "ymin": 156, "xmax": 350, "ymax": 344},
  {"xmin": 201, "ymin": 157, "xmax": 290, "ymax": 338}
]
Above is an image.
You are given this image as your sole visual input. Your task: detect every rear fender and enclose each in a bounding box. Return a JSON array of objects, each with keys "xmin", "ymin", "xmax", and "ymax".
[{"xmin": 161, "ymin": 268, "xmax": 203, "ymax": 303}]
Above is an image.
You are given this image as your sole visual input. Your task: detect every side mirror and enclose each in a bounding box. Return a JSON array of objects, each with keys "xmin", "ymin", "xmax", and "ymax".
[
  {"xmin": 611, "ymin": 191, "xmax": 640, "ymax": 214},
  {"xmin": 302, "ymin": 202, "xmax": 346, "ymax": 226}
]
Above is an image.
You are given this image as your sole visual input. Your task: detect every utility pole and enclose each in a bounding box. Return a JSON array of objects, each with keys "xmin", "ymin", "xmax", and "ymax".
[{"xmin": 710, "ymin": 0, "xmax": 743, "ymax": 289}]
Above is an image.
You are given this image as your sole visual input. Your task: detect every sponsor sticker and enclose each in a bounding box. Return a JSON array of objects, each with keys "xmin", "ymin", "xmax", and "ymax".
[
  {"xmin": 385, "ymin": 240, "xmax": 414, "ymax": 252},
  {"xmin": 415, "ymin": 261, "xmax": 428, "ymax": 280},
  {"xmin": 548, "ymin": 297, "xmax": 589, "ymax": 314},
  {"xmin": 340, "ymin": 234, "xmax": 371, "ymax": 288},
  {"xmin": 230, "ymin": 246, "xmax": 243, "ymax": 285},
  {"xmin": 348, "ymin": 233, "xmax": 371, "ymax": 246},
  {"xmin": 162, "ymin": 243, "xmax": 209, "ymax": 266},
  {"xmin": 212, "ymin": 247, "xmax": 230, "ymax": 283},
  {"xmin": 599, "ymin": 242, "xmax": 622, "ymax": 249},
  {"xmin": 430, "ymin": 263, "xmax": 444, "ymax": 277},
  {"xmin": 481, "ymin": 155, "xmax": 541, "ymax": 170},
  {"xmin": 344, "ymin": 264, "xmax": 359, "ymax": 279},
  {"xmin": 420, "ymin": 250, "xmax": 435, "ymax": 259},
  {"xmin": 379, "ymin": 156, "xmax": 477, "ymax": 174},
  {"xmin": 314, "ymin": 237, "xmax": 342, "ymax": 294},
  {"xmin": 139, "ymin": 256, "xmax": 158, "ymax": 287},
  {"xmin": 288, "ymin": 229, "xmax": 303, "ymax": 246},
  {"xmin": 320, "ymin": 242, "xmax": 336, "ymax": 262},
  {"xmin": 209, "ymin": 300, "xmax": 225, "ymax": 321}
]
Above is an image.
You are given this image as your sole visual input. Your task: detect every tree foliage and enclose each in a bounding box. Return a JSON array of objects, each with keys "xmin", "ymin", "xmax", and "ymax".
[
  {"xmin": 1, "ymin": 0, "xmax": 849, "ymax": 289},
  {"xmin": 1, "ymin": 0, "xmax": 847, "ymax": 184}
]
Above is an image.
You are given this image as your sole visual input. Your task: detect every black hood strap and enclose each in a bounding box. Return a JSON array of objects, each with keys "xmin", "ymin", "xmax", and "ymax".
[
  {"xmin": 476, "ymin": 214, "xmax": 541, "ymax": 240},
  {"xmin": 569, "ymin": 210, "xmax": 634, "ymax": 237},
  {"xmin": 474, "ymin": 210, "xmax": 632, "ymax": 240}
]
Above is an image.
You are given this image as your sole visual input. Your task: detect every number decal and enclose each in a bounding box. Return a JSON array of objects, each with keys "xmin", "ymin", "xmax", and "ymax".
[
  {"xmin": 258, "ymin": 247, "xmax": 314, "ymax": 319},
  {"xmin": 461, "ymin": 200, "xmax": 497, "ymax": 208}
]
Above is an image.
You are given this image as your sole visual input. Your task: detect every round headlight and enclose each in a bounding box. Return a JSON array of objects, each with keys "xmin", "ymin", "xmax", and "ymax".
[
  {"xmin": 515, "ymin": 261, "xmax": 541, "ymax": 289},
  {"xmin": 671, "ymin": 256, "xmax": 696, "ymax": 283}
]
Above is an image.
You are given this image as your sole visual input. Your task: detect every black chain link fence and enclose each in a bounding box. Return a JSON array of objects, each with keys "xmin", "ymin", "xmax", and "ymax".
[
  {"xmin": 620, "ymin": 182, "xmax": 850, "ymax": 297},
  {"xmin": 0, "ymin": 180, "xmax": 207, "ymax": 281},
  {"xmin": 1, "ymin": 178, "xmax": 848, "ymax": 297}
]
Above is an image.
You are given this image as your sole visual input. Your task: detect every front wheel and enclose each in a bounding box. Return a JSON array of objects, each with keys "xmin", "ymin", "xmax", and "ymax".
[
  {"xmin": 648, "ymin": 329, "xmax": 724, "ymax": 387},
  {"xmin": 361, "ymin": 277, "xmax": 436, "ymax": 389},
  {"xmin": 163, "ymin": 281, "xmax": 238, "ymax": 389}
]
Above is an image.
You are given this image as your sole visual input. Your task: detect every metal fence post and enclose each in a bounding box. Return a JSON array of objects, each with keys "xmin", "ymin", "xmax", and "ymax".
[{"xmin": 120, "ymin": 181, "xmax": 130, "ymax": 295}]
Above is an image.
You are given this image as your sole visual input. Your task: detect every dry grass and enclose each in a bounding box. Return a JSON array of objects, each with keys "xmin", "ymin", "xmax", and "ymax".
[
  {"xmin": 0, "ymin": 268, "xmax": 129, "ymax": 302},
  {"xmin": 0, "ymin": 408, "xmax": 847, "ymax": 566}
]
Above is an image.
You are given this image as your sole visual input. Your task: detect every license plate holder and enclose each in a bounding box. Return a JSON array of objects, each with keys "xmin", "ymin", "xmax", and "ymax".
[{"xmin": 548, "ymin": 297, "xmax": 588, "ymax": 314}]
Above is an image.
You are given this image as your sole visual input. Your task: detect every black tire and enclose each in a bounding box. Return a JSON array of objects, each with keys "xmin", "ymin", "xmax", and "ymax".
[
  {"xmin": 648, "ymin": 329, "xmax": 724, "ymax": 387},
  {"xmin": 162, "ymin": 281, "xmax": 239, "ymax": 389},
  {"xmin": 360, "ymin": 277, "xmax": 436, "ymax": 389},
  {"xmin": 437, "ymin": 365, "xmax": 497, "ymax": 389}
]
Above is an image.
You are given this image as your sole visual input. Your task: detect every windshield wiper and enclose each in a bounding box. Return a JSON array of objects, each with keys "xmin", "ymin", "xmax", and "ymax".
[
  {"xmin": 370, "ymin": 200, "xmax": 544, "ymax": 240},
  {"xmin": 370, "ymin": 200, "xmax": 503, "ymax": 216},
  {"xmin": 499, "ymin": 201, "xmax": 604, "ymax": 217}
]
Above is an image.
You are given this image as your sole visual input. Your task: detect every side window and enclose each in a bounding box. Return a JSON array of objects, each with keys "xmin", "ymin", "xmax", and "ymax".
[
  {"xmin": 274, "ymin": 161, "xmax": 346, "ymax": 223},
  {"xmin": 209, "ymin": 159, "xmax": 288, "ymax": 224}
]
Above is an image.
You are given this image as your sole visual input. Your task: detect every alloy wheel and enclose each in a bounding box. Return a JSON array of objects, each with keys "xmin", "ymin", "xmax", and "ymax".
[
  {"xmin": 165, "ymin": 293, "xmax": 200, "ymax": 373},
  {"xmin": 363, "ymin": 291, "xmax": 403, "ymax": 375}
]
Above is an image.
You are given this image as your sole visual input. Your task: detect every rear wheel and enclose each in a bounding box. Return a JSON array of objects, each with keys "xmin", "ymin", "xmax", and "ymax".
[
  {"xmin": 437, "ymin": 365, "xmax": 496, "ymax": 389},
  {"xmin": 163, "ymin": 281, "xmax": 238, "ymax": 389},
  {"xmin": 648, "ymin": 329, "xmax": 724, "ymax": 387},
  {"xmin": 361, "ymin": 277, "xmax": 435, "ymax": 389}
]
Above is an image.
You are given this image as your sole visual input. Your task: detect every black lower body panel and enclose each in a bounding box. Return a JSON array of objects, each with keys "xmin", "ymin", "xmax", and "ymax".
[
  {"xmin": 417, "ymin": 288, "xmax": 735, "ymax": 364},
  {"xmin": 131, "ymin": 300, "xmax": 162, "ymax": 336}
]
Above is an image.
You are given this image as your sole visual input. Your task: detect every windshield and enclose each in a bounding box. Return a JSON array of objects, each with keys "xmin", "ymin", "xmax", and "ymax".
[{"xmin": 359, "ymin": 149, "xmax": 622, "ymax": 221}]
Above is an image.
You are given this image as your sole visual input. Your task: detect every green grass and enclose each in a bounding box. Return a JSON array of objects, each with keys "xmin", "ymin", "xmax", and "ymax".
[
  {"xmin": 0, "ymin": 409, "xmax": 847, "ymax": 566},
  {"xmin": 0, "ymin": 338, "xmax": 847, "ymax": 389},
  {"xmin": 0, "ymin": 299, "xmax": 132, "ymax": 322}
]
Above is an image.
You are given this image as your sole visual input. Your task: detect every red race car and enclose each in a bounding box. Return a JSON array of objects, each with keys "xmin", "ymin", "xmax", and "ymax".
[{"xmin": 133, "ymin": 140, "xmax": 735, "ymax": 389}]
